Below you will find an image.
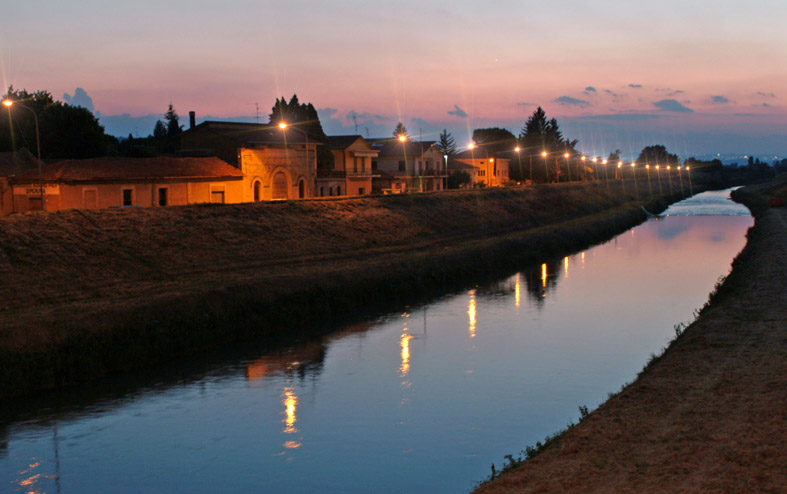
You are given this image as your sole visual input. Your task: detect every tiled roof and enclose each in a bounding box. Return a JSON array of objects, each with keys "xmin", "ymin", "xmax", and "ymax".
[
  {"xmin": 326, "ymin": 135, "xmax": 363, "ymax": 150},
  {"xmin": 13, "ymin": 156, "xmax": 244, "ymax": 182},
  {"xmin": 185, "ymin": 121, "xmax": 311, "ymax": 145},
  {"xmin": 368, "ymin": 139, "xmax": 438, "ymax": 158},
  {"xmin": 0, "ymin": 148, "xmax": 41, "ymax": 177}
]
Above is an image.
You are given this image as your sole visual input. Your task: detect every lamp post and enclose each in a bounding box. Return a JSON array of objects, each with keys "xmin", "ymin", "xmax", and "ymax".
[
  {"xmin": 631, "ymin": 162, "xmax": 638, "ymax": 198},
  {"xmin": 655, "ymin": 165, "xmax": 663, "ymax": 195},
  {"xmin": 514, "ymin": 146, "xmax": 522, "ymax": 185},
  {"xmin": 3, "ymin": 98, "xmax": 44, "ymax": 210},
  {"xmin": 581, "ymin": 155, "xmax": 587, "ymax": 181},
  {"xmin": 686, "ymin": 166, "xmax": 693, "ymax": 195},
  {"xmin": 645, "ymin": 164, "xmax": 652, "ymax": 196},
  {"xmin": 677, "ymin": 165, "xmax": 684, "ymax": 196},
  {"xmin": 563, "ymin": 152, "xmax": 571, "ymax": 182},
  {"xmin": 666, "ymin": 165, "xmax": 673, "ymax": 195},
  {"xmin": 278, "ymin": 122, "xmax": 311, "ymax": 198},
  {"xmin": 541, "ymin": 151, "xmax": 548, "ymax": 183}
]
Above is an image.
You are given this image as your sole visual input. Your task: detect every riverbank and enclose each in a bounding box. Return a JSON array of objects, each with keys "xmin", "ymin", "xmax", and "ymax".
[
  {"xmin": 0, "ymin": 179, "xmax": 700, "ymax": 398},
  {"xmin": 476, "ymin": 175, "xmax": 787, "ymax": 493}
]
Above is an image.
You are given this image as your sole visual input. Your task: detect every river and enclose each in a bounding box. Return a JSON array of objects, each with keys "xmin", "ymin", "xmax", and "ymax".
[{"xmin": 0, "ymin": 188, "xmax": 752, "ymax": 493}]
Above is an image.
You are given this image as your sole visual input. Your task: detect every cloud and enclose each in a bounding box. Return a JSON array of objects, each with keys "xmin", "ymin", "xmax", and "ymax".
[
  {"xmin": 710, "ymin": 95, "xmax": 731, "ymax": 104},
  {"xmin": 447, "ymin": 104, "xmax": 469, "ymax": 118},
  {"xmin": 62, "ymin": 87, "xmax": 95, "ymax": 111},
  {"xmin": 553, "ymin": 96, "xmax": 591, "ymax": 108},
  {"xmin": 757, "ymin": 91, "xmax": 776, "ymax": 98},
  {"xmin": 583, "ymin": 86, "xmax": 597, "ymax": 95},
  {"xmin": 628, "ymin": 84, "xmax": 643, "ymax": 88},
  {"xmin": 347, "ymin": 110, "xmax": 388, "ymax": 121},
  {"xmin": 578, "ymin": 113, "xmax": 662, "ymax": 121},
  {"xmin": 763, "ymin": 103, "xmax": 772, "ymax": 108},
  {"xmin": 667, "ymin": 90, "xmax": 685, "ymax": 96},
  {"xmin": 653, "ymin": 99, "xmax": 694, "ymax": 112},
  {"xmin": 517, "ymin": 101, "xmax": 538, "ymax": 107}
]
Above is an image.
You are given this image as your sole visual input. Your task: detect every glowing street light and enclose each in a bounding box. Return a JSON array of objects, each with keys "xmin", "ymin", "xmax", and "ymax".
[
  {"xmin": 398, "ymin": 134, "xmax": 407, "ymax": 142},
  {"xmin": 581, "ymin": 155, "xmax": 587, "ymax": 181},
  {"xmin": 686, "ymin": 166, "xmax": 693, "ymax": 195},
  {"xmin": 541, "ymin": 151, "xmax": 549, "ymax": 183},
  {"xmin": 645, "ymin": 164, "xmax": 652, "ymax": 195},
  {"xmin": 3, "ymin": 98, "xmax": 44, "ymax": 210}
]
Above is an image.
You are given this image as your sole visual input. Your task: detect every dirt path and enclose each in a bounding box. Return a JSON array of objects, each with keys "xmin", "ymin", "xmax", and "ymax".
[{"xmin": 476, "ymin": 183, "xmax": 787, "ymax": 493}]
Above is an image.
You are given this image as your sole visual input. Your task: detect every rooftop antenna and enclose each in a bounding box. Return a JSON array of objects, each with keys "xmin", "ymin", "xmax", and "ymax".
[
  {"xmin": 365, "ymin": 126, "xmax": 370, "ymax": 138},
  {"xmin": 353, "ymin": 115, "xmax": 358, "ymax": 134},
  {"xmin": 255, "ymin": 103, "xmax": 260, "ymax": 124}
]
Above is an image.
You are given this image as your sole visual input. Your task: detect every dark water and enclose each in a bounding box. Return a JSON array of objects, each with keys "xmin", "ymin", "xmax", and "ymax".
[{"xmin": 0, "ymin": 189, "xmax": 752, "ymax": 493}]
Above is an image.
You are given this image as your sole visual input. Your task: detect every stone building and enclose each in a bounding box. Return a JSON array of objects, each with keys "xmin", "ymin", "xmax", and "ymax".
[
  {"xmin": 368, "ymin": 139, "xmax": 447, "ymax": 193},
  {"xmin": 181, "ymin": 120, "xmax": 318, "ymax": 201}
]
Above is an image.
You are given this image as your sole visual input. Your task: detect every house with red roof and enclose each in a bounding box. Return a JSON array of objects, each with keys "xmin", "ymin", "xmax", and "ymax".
[{"xmin": 8, "ymin": 156, "xmax": 244, "ymax": 213}]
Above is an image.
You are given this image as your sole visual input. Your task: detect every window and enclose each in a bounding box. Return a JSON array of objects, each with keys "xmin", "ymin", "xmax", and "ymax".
[
  {"xmin": 28, "ymin": 197, "xmax": 42, "ymax": 211},
  {"xmin": 329, "ymin": 186, "xmax": 333, "ymax": 196},
  {"xmin": 320, "ymin": 187, "xmax": 324, "ymax": 197},
  {"xmin": 398, "ymin": 160, "xmax": 405, "ymax": 172},
  {"xmin": 122, "ymin": 188, "xmax": 133, "ymax": 206},
  {"xmin": 358, "ymin": 187, "xmax": 365, "ymax": 195},
  {"xmin": 353, "ymin": 156, "xmax": 358, "ymax": 173},
  {"xmin": 361, "ymin": 157, "xmax": 366, "ymax": 172},
  {"xmin": 298, "ymin": 180, "xmax": 305, "ymax": 199},
  {"xmin": 337, "ymin": 185, "xmax": 342, "ymax": 196},
  {"xmin": 158, "ymin": 188, "xmax": 168, "ymax": 206},
  {"xmin": 211, "ymin": 189, "xmax": 225, "ymax": 204},
  {"xmin": 372, "ymin": 160, "xmax": 378, "ymax": 171}
]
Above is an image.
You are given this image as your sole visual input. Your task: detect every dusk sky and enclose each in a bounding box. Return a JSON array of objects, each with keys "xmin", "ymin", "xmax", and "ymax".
[{"xmin": 3, "ymin": 0, "xmax": 786, "ymax": 159}]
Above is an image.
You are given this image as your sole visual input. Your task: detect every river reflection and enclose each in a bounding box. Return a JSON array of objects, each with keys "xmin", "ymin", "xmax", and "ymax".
[{"xmin": 0, "ymin": 190, "xmax": 752, "ymax": 493}]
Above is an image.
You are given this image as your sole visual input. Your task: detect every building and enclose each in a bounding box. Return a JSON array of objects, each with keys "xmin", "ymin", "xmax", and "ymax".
[
  {"xmin": 181, "ymin": 120, "xmax": 318, "ymax": 201},
  {"xmin": 320, "ymin": 136, "xmax": 379, "ymax": 197},
  {"xmin": 0, "ymin": 148, "xmax": 42, "ymax": 215},
  {"xmin": 368, "ymin": 139, "xmax": 447, "ymax": 193},
  {"xmin": 449, "ymin": 149, "xmax": 510, "ymax": 187},
  {"xmin": 9, "ymin": 156, "xmax": 244, "ymax": 213}
]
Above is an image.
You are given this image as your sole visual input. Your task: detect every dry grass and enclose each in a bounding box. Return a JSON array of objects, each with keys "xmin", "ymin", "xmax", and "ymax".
[
  {"xmin": 476, "ymin": 176, "xmax": 787, "ymax": 493},
  {"xmin": 0, "ymin": 180, "xmax": 694, "ymax": 396}
]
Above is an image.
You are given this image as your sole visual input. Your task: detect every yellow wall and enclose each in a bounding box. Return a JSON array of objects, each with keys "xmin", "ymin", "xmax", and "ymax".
[
  {"xmin": 11, "ymin": 179, "xmax": 244, "ymax": 213},
  {"xmin": 240, "ymin": 147, "xmax": 314, "ymax": 201}
]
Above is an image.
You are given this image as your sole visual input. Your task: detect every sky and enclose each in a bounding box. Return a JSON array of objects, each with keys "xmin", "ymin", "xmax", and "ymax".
[{"xmin": 2, "ymin": 0, "xmax": 786, "ymax": 160}]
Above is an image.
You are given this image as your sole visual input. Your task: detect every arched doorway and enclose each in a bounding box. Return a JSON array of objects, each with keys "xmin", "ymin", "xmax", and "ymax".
[
  {"xmin": 272, "ymin": 172, "xmax": 288, "ymax": 200},
  {"xmin": 298, "ymin": 179, "xmax": 305, "ymax": 199},
  {"xmin": 253, "ymin": 180, "xmax": 261, "ymax": 202}
]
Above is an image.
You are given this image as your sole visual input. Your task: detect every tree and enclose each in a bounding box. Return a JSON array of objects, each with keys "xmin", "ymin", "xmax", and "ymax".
[
  {"xmin": 518, "ymin": 107, "xmax": 579, "ymax": 183},
  {"xmin": 636, "ymin": 145, "xmax": 679, "ymax": 166},
  {"xmin": 1, "ymin": 86, "xmax": 109, "ymax": 158},
  {"xmin": 153, "ymin": 120, "xmax": 167, "ymax": 139},
  {"xmin": 447, "ymin": 170, "xmax": 471, "ymax": 189},
  {"xmin": 607, "ymin": 149, "xmax": 621, "ymax": 163},
  {"xmin": 164, "ymin": 103, "xmax": 182, "ymax": 137},
  {"xmin": 472, "ymin": 127, "xmax": 516, "ymax": 155},
  {"xmin": 435, "ymin": 129, "xmax": 457, "ymax": 157},
  {"xmin": 268, "ymin": 94, "xmax": 334, "ymax": 170},
  {"xmin": 393, "ymin": 122, "xmax": 408, "ymax": 139}
]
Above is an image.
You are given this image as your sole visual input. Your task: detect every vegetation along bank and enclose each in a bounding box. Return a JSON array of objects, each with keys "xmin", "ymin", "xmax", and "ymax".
[
  {"xmin": 0, "ymin": 178, "xmax": 720, "ymax": 399},
  {"xmin": 476, "ymin": 175, "xmax": 787, "ymax": 493}
]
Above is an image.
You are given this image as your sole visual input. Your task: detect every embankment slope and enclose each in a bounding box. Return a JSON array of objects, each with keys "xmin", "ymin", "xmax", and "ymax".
[
  {"xmin": 476, "ymin": 176, "xmax": 787, "ymax": 493},
  {"xmin": 0, "ymin": 181, "xmax": 688, "ymax": 397}
]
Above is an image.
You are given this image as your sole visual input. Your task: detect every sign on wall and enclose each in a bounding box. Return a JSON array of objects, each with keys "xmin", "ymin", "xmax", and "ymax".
[{"xmin": 13, "ymin": 184, "xmax": 60, "ymax": 195}]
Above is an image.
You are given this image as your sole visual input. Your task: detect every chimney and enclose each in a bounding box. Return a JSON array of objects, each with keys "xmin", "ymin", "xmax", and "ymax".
[{"xmin": 189, "ymin": 111, "xmax": 196, "ymax": 129}]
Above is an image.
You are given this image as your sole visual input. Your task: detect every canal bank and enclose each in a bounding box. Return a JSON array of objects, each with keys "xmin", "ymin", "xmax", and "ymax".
[
  {"xmin": 0, "ymin": 179, "xmax": 705, "ymax": 398},
  {"xmin": 476, "ymin": 175, "xmax": 787, "ymax": 493}
]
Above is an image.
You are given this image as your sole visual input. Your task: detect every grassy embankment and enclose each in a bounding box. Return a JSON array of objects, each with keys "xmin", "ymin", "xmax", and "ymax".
[
  {"xmin": 476, "ymin": 174, "xmax": 787, "ymax": 493},
  {"xmin": 0, "ymin": 178, "xmax": 705, "ymax": 399}
]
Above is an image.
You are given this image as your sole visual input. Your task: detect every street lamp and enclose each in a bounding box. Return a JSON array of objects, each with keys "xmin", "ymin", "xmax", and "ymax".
[
  {"xmin": 3, "ymin": 98, "xmax": 44, "ymax": 210},
  {"xmin": 541, "ymin": 151, "xmax": 548, "ymax": 183},
  {"xmin": 514, "ymin": 146, "xmax": 523, "ymax": 185},
  {"xmin": 581, "ymin": 155, "xmax": 587, "ymax": 181},
  {"xmin": 278, "ymin": 122, "xmax": 312, "ymax": 198},
  {"xmin": 563, "ymin": 152, "xmax": 571, "ymax": 182}
]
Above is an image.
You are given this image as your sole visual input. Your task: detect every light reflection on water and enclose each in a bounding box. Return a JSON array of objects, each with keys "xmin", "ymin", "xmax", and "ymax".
[{"xmin": 0, "ymin": 190, "xmax": 753, "ymax": 493}]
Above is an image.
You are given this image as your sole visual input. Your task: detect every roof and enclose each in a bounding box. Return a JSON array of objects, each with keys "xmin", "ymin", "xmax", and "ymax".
[
  {"xmin": 0, "ymin": 148, "xmax": 42, "ymax": 177},
  {"xmin": 183, "ymin": 120, "xmax": 313, "ymax": 146},
  {"xmin": 367, "ymin": 139, "xmax": 438, "ymax": 158},
  {"xmin": 326, "ymin": 135, "xmax": 363, "ymax": 150},
  {"xmin": 447, "ymin": 160, "xmax": 476, "ymax": 171},
  {"xmin": 13, "ymin": 156, "xmax": 244, "ymax": 182}
]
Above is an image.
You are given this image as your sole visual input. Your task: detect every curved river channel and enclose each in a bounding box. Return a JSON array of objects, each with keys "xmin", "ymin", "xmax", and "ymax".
[{"xmin": 1, "ymin": 189, "xmax": 753, "ymax": 493}]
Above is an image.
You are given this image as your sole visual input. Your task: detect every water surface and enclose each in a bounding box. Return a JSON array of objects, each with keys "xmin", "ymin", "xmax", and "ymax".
[{"xmin": 0, "ymin": 189, "xmax": 752, "ymax": 493}]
